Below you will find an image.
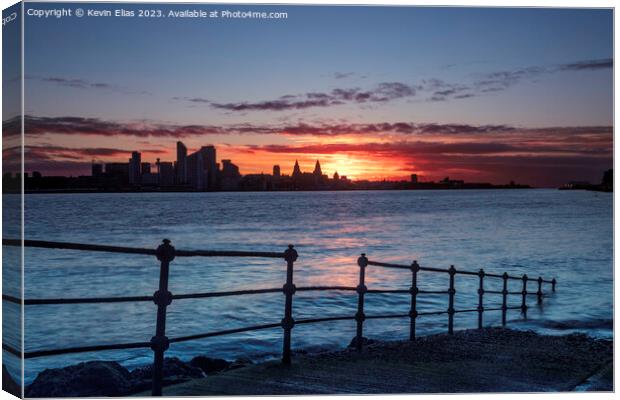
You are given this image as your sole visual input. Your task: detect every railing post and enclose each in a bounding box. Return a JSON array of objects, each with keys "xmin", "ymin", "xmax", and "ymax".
[
  {"xmin": 409, "ymin": 260, "xmax": 420, "ymax": 340},
  {"xmin": 355, "ymin": 253, "xmax": 368, "ymax": 351},
  {"xmin": 477, "ymin": 269, "xmax": 485, "ymax": 329},
  {"xmin": 537, "ymin": 277, "xmax": 543, "ymax": 304},
  {"xmin": 447, "ymin": 265, "xmax": 456, "ymax": 334},
  {"xmin": 281, "ymin": 244, "xmax": 297, "ymax": 365},
  {"xmin": 552, "ymin": 278, "xmax": 556, "ymax": 292},
  {"xmin": 151, "ymin": 239, "xmax": 175, "ymax": 396},
  {"xmin": 501, "ymin": 272, "xmax": 508, "ymax": 326},
  {"xmin": 521, "ymin": 274, "xmax": 528, "ymax": 318}
]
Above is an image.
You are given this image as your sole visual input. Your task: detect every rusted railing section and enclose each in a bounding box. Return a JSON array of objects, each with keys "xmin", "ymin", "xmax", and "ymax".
[{"xmin": 1, "ymin": 238, "xmax": 556, "ymax": 396}]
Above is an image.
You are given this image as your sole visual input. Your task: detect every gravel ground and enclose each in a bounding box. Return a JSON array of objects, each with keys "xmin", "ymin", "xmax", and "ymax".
[{"xmin": 153, "ymin": 327, "xmax": 613, "ymax": 395}]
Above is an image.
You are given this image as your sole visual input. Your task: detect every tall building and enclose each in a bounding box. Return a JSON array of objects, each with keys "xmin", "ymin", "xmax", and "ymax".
[
  {"xmin": 273, "ymin": 165, "xmax": 281, "ymax": 178},
  {"xmin": 411, "ymin": 174, "xmax": 418, "ymax": 184},
  {"xmin": 187, "ymin": 146, "xmax": 218, "ymax": 191},
  {"xmin": 158, "ymin": 162, "xmax": 175, "ymax": 186},
  {"xmin": 128, "ymin": 151, "xmax": 141, "ymax": 185},
  {"xmin": 221, "ymin": 159, "xmax": 241, "ymax": 190},
  {"xmin": 105, "ymin": 162, "xmax": 129, "ymax": 183},
  {"xmin": 141, "ymin": 162, "xmax": 151, "ymax": 175},
  {"xmin": 333, "ymin": 171, "xmax": 340, "ymax": 181},
  {"xmin": 176, "ymin": 141, "xmax": 187, "ymax": 184}
]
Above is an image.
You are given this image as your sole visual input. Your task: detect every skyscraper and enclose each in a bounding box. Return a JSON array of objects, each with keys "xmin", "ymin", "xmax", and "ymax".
[
  {"xmin": 187, "ymin": 145, "xmax": 218, "ymax": 191},
  {"xmin": 273, "ymin": 165, "xmax": 281, "ymax": 178},
  {"xmin": 176, "ymin": 141, "xmax": 187, "ymax": 184},
  {"xmin": 128, "ymin": 151, "xmax": 141, "ymax": 185}
]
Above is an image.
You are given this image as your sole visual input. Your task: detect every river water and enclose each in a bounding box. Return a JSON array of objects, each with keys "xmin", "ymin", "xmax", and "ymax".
[{"xmin": 2, "ymin": 189, "xmax": 613, "ymax": 383}]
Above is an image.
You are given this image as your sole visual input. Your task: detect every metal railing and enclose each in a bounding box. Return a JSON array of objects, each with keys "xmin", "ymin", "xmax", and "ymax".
[{"xmin": 1, "ymin": 238, "xmax": 556, "ymax": 396}]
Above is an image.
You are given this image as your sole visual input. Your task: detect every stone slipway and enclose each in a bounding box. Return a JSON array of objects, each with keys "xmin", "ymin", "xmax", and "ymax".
[{"xmin": 152, "ymin": 328, "xmax": 613, "ymax": 395}]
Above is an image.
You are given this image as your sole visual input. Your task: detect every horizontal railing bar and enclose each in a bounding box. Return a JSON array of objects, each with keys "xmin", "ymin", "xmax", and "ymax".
[
  {"xmin": 367, "ymin": 289, "xmax": 409, "ymax": 294},
  {"xmin": 3, "ymin": 239, "xmax": 285, "ymax": 259},
  {"xmin": 5, "ymin": 288, "xmax": 287, "ymax": 305},
  {"xmin": 169, "ymin": 323, "xmax": 282, "ymax": 344},
  {"xmin": 24, "ymin": 295, "xmax": 152, "ymax": 305},
  {"xmin": 454, "ymin": 270, "xmax": 479, "ymax": 276},
  {"xmin": 418, "ymin": 310, "xmax": 449, "ymax": 316},
  {"xmin": 24, "ymin": 341, "xmax": 152, "ymax": 359},
  {"xmin": 2, "ymin": 344, "xmax": 21, "ymax": 357},
  {"xmin": 2, "ymin": 295, "xmax": 20, "ymax": 304},
  {"xmin": 176, "ymin": 249, "xmax": 284, "ymax": 258},
  {"xmin": 296, "ymin": 316, "xmax": 356, "ymax": 325},
  {"xmin": 483, "ymin": 291, "xmax": 544, "ymax": 296},
  {"xmin": 365, "ymin": 313, "xmax": 410, "ymax": 320},
  {"xmin": 366, "ymin": 261, "xmax": 410, "ymax": 270},
  {"xmin": 173, "ymin": 288, "xmax": 282, "ymax": 300},
  {"xmin": 367, "ymin": 259, "xmax": 553, "ymax": 283},
  {"xmin": 296, "ymin": 286, "xmax": 357, "ymax": 292},
  {"xmin": 454, "ymin": 308, "xmax": 478, "ymax": 313}
]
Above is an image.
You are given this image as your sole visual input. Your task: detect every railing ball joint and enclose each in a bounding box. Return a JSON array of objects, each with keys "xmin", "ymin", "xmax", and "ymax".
[
  {"xmin": 153, "ymin": 290, "xmax": 173, "ymax": 306},
  {"xmin": 149, "ymin": 335, "xmax": 170, "ymax": 352},
  {"xmin": 355, "ymin": 312, "xmax": 366, "ymax": 322},
  {"xmin": 282, "ymin": 283, "xmax": 297, "ymax": 295},
  {"xmin": 156, "ymin": 239, "xmax": 176, "ymax": 262},
  {"xmin": 357, "ymin": 254, "xmax": 368, "ymax": 268},
  {"xmin": 409, "ymin": 286, "xmax": 419, "ymax": 295},
  {"xmin": 409, "ymin": 310, "xmax": 418, "ymax": 318},
  {"xmin": 284, "ymin": 244, "xmax": 298, "ymax": 263},
  {"xmin": 410, "ymin": 260, "xmax": 420, "ymax": 272},
  {"xmin": 280, "ymin": 317, "xmax": 295, "ymax": 330},
  {"xmin": 356, "ymin": 284, "xmax": 367, "ymax": 294}
]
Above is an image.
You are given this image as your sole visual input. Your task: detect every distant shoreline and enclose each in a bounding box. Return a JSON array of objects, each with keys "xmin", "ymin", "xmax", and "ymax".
[{"xmin": 7, "ymin": 187, "xmax": 544, "ymax": 195}]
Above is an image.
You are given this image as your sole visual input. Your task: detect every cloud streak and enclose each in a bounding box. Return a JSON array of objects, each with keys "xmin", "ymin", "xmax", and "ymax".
[
  {"xmin": 27, "ymin": 76, "xmax": 151, "ymax": 95},
  {"xmin": 207, "ymin": 82, "xmax": 418, "ymax": 111},
  {"xmin": 4, "ymin": 115, "xmax": 612, "ymax": 143},
  {"xmin": 174, "ymin": 58, "xmax": 612, "ymax": 110}
]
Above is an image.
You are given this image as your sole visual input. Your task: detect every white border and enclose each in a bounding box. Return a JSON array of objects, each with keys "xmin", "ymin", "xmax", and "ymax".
[{"xmin": 0, "ymin": 1, "xmax": 615, "ymax": 400}]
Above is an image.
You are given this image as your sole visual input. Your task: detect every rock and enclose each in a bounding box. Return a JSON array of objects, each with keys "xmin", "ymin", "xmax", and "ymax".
[
  {"xmin": 3, "ymin": 364, "xmax": 21, "ymax": 397},
  {"xmin": 26, "ymin": 361, "xmax": 131, "ymax": 397},
  {"xmin": 225, "ymin": 357, "xmax": 254, "ymax": 371},
  {"xmin": 189, "ymin": 356, "xmax": 230, "ymax": 375},
  {"xmin": 128, "ymin": 357, "xmax": 204, "ymax": 393},
  {"xmin": 348, "ymin": 336, "xmax": 376, "ymax": 349}
]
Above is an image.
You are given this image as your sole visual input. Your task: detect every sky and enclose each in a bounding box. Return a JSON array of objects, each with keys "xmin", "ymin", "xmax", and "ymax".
[{"xmin": 6, "ymin": 3, "xmax": 613, "ymax": 187}]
